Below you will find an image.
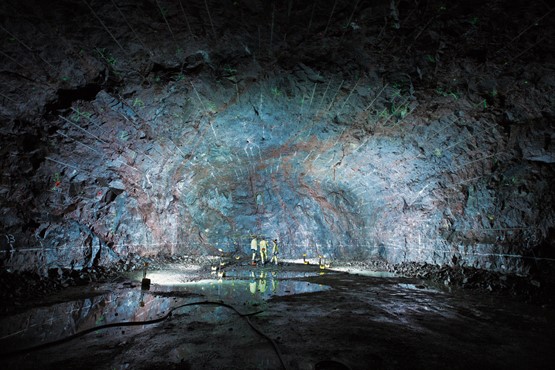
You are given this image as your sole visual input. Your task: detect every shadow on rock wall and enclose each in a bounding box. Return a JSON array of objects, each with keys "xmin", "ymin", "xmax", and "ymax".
[{"xmin": 1, "ymin": 0, "xmax": 554, "ymax": 275}]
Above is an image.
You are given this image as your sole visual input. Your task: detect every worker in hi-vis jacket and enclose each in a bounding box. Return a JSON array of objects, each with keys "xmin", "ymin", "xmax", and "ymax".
[
  {"xmin": 271, "ymin": 239, "xmax": 279, "ymax": 265},
  {"xmin": 251, "ymin": 236, "xmax": 258, "ymax": 266},
  {"xmin": 259, "ymin": 237, "xmax": 268, "ymax": 265}
]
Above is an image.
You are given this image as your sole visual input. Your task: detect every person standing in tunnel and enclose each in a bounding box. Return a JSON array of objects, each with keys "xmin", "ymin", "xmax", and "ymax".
[
  {"xmin": 271, "ymin": 239, "xmax": 279, "ymax": 265},
  {"xmin": 259, "ymin": 237, "xmax": 268, "ymax": 265},
  {"xmin": 251, "ymin": 235, "xmax": 258, "ymax": 266}
]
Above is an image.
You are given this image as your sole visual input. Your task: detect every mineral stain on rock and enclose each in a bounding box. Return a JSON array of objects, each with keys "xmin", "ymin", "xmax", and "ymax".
[{"xmin": 0, "ymin": 0, "xmax": 554, "ymax": 368}]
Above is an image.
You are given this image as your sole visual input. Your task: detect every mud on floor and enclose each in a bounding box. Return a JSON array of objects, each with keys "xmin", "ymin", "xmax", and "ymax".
[{"xmin": 1, "ymin": 263, "xmax": 554, "ymax": 370}]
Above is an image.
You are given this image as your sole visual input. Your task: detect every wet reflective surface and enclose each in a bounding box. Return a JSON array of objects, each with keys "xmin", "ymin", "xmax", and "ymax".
[
  {"xmin": 0, "ymin": 289, "xmax": 171, "ymax": 352},
  {"xmin": 155, "ymin": 272, "xmax": 330, "ymax": 302},
  {"xmin": 0, "ymin": 264, "xmax": 330, "ymax": 355},
  {"xmin": 329, "ymin": 266, "xmax": 398, "ymax": 278},
  {"xmin": 1, "ymin": 264, "xmax": 554, "ymax": 370}
]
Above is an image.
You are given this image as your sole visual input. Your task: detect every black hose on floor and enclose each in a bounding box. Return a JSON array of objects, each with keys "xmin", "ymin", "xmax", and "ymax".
[{"xmin": 3, "ymin": 300, "xmax": 287, "ymax": 369}]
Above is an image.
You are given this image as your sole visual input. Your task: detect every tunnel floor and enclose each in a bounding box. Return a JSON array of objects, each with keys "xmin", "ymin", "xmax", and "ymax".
[{"xmin": 1, "ymin": 263, "xmax": 554, "ymax": 370}]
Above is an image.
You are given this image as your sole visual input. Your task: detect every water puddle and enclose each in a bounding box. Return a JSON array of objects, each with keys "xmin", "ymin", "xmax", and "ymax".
[
  {"xmin": 397, "ymin": 283, "xmax": 438, "ymax": 291},
  {"xmin": 223, "ymin": 268, "xmax": 322, "ymax": 279},
  {"xmin": 154, "ymin": 271, "xmax": 330, "ymax": 302},
  {"xmin": 0, "ymin": 267, "xmax": 330, "ymax": 354},
  {"xmin": 129, "ymin": 264, "xmax": 331, "ymax": 303},
  {"xmin": 0, "ymin": 289, "xmax": 171, "ymax": 354},
  {"xmin": 330, "ymin": 267, "xmax": 398, "ymax": 277}
]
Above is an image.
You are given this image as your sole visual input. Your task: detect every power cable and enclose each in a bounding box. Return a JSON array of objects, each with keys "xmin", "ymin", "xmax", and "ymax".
[{"xmin": 2, "ymin": 300, "xmax": 287, "ymax": 369}]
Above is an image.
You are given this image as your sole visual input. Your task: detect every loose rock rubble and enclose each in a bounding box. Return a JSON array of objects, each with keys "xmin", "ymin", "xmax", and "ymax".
[
  {"xmin": 4, "ymin": 254, "xmax": 552, "ymax": 318},
  {"xmin": 334, "ymin": 258, "xmax": 555, "ymax": 306}
]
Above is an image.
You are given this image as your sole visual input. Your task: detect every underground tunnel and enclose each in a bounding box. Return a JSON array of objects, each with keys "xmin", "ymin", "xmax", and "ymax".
[{"xmin": 1, "ymin": 0, "xmax": 554, "ymax": 369}]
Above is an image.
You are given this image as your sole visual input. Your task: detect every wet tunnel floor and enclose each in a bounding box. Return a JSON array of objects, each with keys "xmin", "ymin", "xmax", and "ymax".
[{"xmin": 1, "ymin": 263, "xmax": 554, "ymax": 370}]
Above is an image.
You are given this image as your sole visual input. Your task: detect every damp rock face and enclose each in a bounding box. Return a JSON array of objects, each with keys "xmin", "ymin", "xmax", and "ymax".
[{"xmin": 1, "ymin": 0, "xmax": 554, "ymax": 275}]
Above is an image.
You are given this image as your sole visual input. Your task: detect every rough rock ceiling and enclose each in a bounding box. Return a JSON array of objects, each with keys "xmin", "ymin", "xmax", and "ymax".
[{"xmin": 0, "ymin": 0, "xmax": 554, "ymax": 274}]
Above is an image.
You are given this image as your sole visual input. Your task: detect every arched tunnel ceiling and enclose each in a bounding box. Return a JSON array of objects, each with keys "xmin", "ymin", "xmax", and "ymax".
[{"xmin": 0, "ymin": 0, "xmax": 554, "ymax": 274}]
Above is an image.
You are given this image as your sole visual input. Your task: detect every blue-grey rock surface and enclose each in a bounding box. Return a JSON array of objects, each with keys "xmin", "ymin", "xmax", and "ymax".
[{"xmin": 0, "ymin": 0, "xmax": 554, "ymax": 276}]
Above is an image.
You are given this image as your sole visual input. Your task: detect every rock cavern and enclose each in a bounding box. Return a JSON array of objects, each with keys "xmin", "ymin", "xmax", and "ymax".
[{"xmin": 1, "ymin": 0, "xmax": 554, "ymax": 369}]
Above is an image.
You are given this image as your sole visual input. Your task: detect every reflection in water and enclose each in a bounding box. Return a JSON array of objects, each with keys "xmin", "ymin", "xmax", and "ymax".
[
  {"xmin": 224, "ymin": 269, "xmax": 321, "ymax": 279},
  {"xmin": 0, "ymin": 267, "xmax": 330, "ymax": 354},
  {"xmin": 329, "ymin": 267, "xmax": 398, "ymax": 278},
  {"xmin": 0, "ymin": 289, "xmax": 171, "ymax": 353},
  {"xmin": 396, "ymin": 283, "xmax": 439, "ymax": 292},
  {"xmin": 158, "ymin": 269, "xmax": 330, "ymax": 303},
  {"xmin": 250, "ymin": 271, "xmax": 257, "ymax": 294}
]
